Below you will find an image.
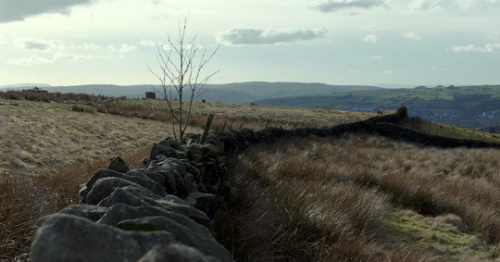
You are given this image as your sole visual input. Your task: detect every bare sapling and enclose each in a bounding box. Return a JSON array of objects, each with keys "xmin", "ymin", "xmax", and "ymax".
[{"xmin": 148, "ymin": 15, "xmax": 219, "ymax": 142}]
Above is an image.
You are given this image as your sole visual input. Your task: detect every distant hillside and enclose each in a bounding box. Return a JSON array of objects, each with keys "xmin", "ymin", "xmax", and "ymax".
[
  {"xmin": 0, "ymin": 83, "xmax": 51, "ymax": 89},
  {"xmin": 1, "ymin": 82, "xmax": 382, "ymax": 104},
  {"xmin": 255, "ymin": 85, "xmax": 500, "ymax": 129},
  {"xmin": 206, "ymin": 82, "xmax": 382, "ymax": 101}
]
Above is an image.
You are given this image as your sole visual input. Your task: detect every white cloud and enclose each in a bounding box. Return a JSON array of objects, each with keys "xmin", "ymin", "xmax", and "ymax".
[
  {"xmin": 107, "ymin": 44, "xmax": 117, "ymax": 52},
  {"xmin": 370, "ymin": 55, "xmax": 383, "ymax": 59},
  {"xmin": 411, "ymin": 0, "xmax": 441, "ymax": 11},
  {"xmin": 13, "ymin": 37, "xmax": 72, "ymax": 52},
  {"xmin": 12, "ymin": 38, "xmax": 103, "ymax": 52},
  {"xmin": 216, "ymin": 28, "xmax": 327, "ymax": 46},
  {"xmin": 361, "ymin": 24, "xmax": 384, "ymax": 32},
  {"xmin": 488, "ymin": 31, "xmax": 500, "ymax": 40},
  {"xmin": 349, "ymin": 70, "xmax": 358, "ymax": 73},
  {"xmin": 431, "ymin": 66, "xmax": 449, "ymax": 71},
  {"xmin": 451, "ymin": 44, "xmax": 486, "ymax": 52},
  {"xmin": 382, "ymin": 70, "xmax": 392, "ymax": 74},
  {"xmin": 486, "ymin": 43, "xmax": 500, "ymax": 52},
  {"xmin": 404, "ymin": 31, "xmax": 422, "ymax": 40},
  {"xmin": 83, "ymin": 43, "xmax": 102, "ymax": 50},
  {"xmin": 363, "ymin": 34, "xmax": 379, "ymax": 43},
  {"xmin": 451, "ymin": 43, "xmax": 500, "ymax": 52},
  {"xmin": 7, "ymin": 52, "xmax": 108, "ymax": 65},
  {"xmin": 140, "ymin": 39, "xmax": 157, "ymax": 47},
  {"xmin": 0, "ymin": 0, "xmax": 94, "ymax": 23},
  {"xmin": 311, "ymin": 0, "xmax": 386, "ymax": 13},
  {"xmin": 0, "ymin": 36, "xmax": 8, "ymax": 45},
  {"xmin": 119, "ymin": 44, "xmax": 138, "ymax": 53},
  {"xmin": 6, "ymin": 55, "xmax": 51, "ymax": 65},
  {"xmin": 53, "ymin": 52, "xmax": 99, "ymax": 61}
]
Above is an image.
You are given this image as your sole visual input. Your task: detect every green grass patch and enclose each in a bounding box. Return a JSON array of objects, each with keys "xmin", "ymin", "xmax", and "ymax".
[{"xmin": 385, "ymin": 208, "xmax": 498, "ymax": 261}]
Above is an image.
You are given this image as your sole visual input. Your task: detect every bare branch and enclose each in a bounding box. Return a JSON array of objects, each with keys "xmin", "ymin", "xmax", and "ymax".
[{"xmin": 147, "ymin": 14, "xmax": 219, "ymax": 142}]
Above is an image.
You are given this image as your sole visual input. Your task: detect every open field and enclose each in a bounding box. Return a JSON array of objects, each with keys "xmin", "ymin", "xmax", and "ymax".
[
  {"xmin": 2, "ymin": 95, "xmax": 500, "ymax": 261},
  {"xmin": 120, "ymin": 98, "xmax": 377, "ymax": 128},
  {"xmin": 0, "ymin": 99, "xmax": 202, "ymax": 175},
  {"xmin": 221, "ymin": 134, "xmax": 500, "ymax": 261}
]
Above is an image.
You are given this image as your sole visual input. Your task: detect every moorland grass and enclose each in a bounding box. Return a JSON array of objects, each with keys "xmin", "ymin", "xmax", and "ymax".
[
  {"xmin": 3, "ymin": 95, "xmax": 500, "ymax": 261},
  {"xmin": 0, "ymin": 146, "xmax": 150, "ymax": 261},
  {"xmin": 216, "ymin": 134, "xmax": 500, "ymax": 261}
]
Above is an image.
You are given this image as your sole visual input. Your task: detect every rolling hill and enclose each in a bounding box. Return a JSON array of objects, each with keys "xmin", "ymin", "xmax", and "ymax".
[
  {"xmin": 255, "ymin": 85, "xmax": 500, "ymax": 129},
  {"xmin": 0, "ymin": 82, "xmax": 382, "ymax": 104}
]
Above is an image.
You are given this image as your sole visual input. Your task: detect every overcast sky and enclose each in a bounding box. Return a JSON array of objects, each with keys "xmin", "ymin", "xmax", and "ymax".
[{"xmin": 0, "ymin": 0, "xmax": 499, "ymax": 87}]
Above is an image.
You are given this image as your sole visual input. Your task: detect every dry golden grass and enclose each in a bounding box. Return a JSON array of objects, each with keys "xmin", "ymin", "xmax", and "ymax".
[
  {"xmin": 218, "ymin": 134, "xmax": 500, "ymax": 261},
  {"xmin": 0, "ymin": 99, "xmax": 202, "ymax": 175},
  {"xmin": 120, "ymin": 99, "xmax": 378, "ymax": 129}
]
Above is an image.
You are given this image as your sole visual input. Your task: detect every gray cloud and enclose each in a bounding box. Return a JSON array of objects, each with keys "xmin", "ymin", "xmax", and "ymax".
[
  {"xmin": 13, "ymin": 37, "xmax": 69, "ymax": 52},
  {"xmin": 0, "ymin": 0, "xmax": 94, "ymax": 23},
  {"xmin": 216, "ymin": 28, "xmax": 327, "ymax": 46},
  {"xmin": 311, "ymin": 0, "xmax": 385, "ymax": 13},
  {"xmin": 24, "ymin": 41, "xmax": 51, "ymax": 51}
]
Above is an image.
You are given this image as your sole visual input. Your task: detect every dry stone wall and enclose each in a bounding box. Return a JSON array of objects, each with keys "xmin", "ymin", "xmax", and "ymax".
[
  {"xmin": 216, "ymin": 107, "xmax": 500, "ymax": 152},
  {"xmin": 31, "ymin": 136, "xmax": 234, "ymax": 262},
  {"xmin": 30, "ymin": 107, "xmax": 500, "ymax": 262}
]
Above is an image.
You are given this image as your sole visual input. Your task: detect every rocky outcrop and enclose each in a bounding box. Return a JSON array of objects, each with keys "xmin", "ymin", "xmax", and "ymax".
[{"xmin": 31, "ymin": 106, "xmax": 500, "ymax": 262}]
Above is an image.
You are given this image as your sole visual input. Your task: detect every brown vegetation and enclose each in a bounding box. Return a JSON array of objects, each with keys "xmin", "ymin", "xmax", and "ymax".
[
  {"xmin": 0, "ymin": 90, "xmax": 124, "ymax": 104},
  {"xmin": 217, "ymin": 134, "xmax": 500, "ymax": 261},
  {"xmin": 0, "ymin": 147, "xmax": 150, "ymax": 261},
  {"xmin": 4, "ymin": 95, "xmax": 500, "ymax": 261}
]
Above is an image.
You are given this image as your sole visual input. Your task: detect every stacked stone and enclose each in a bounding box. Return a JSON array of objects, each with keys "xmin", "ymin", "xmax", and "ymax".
[
  {"xmin": 215, "ymin": 106, "xmax": 500, "ymax": 152},
  {"xmin": 30, "ymin": 135, "xmax": 234, "ymax": 262}
]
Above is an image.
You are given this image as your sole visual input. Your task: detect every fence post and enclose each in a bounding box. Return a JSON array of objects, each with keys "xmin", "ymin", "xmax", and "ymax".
[
  {"xmin": 222, "ymin": 121, "xmax": 227, "ymax": 131},
  {"xmin": 229, "ymin": 120, "xmax": 234, "ymax": 130},
  {"xmin": 200, "ymin": 114, "xmax": 214, "ymax": 144},
  {"xmin": 239, "ymin": 123, "xmax": 243, "ymax": 130}
]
